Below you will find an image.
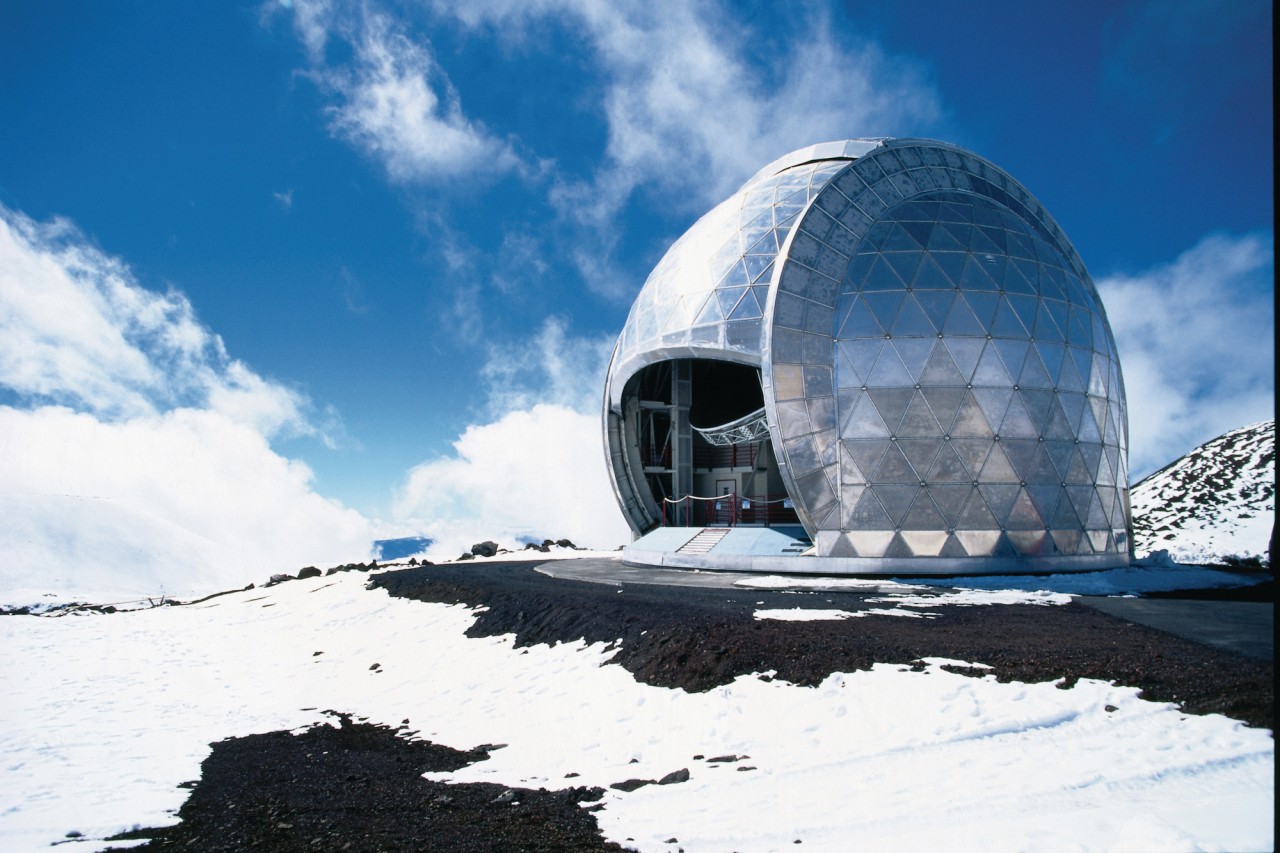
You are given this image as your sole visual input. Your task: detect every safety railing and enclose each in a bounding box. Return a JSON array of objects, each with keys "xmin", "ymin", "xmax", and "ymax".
[{"xmin": 660, "ymin": 492, "xmax": 799, "ymax": 527}]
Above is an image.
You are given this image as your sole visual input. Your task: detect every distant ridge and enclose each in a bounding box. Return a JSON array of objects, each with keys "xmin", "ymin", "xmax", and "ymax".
[{"xmin": 1130, "ymin": 420, "xmax": 1275, "ymax": 566}]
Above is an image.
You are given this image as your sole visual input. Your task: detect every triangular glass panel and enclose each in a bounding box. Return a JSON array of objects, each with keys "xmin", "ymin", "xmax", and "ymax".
[
  {"xmin": 893, "ymin": 338, "xmax": 936, "ymax": 384},
  {"xmin": 992, "ymin": 339, "xmax": 1030, "ymax": 379},
  {"xmin": 944, "ymin": 337, "xmax": 986, "ymax": 381},
  {"xmin": 750, "ymin": 283, "xmax": 771, "ymax": 308},
  {"xmin": 1019, "ymin": 388, "xmax": 1056, "ymax": 434},
  {"xmin": 928, "ymin": 223, "xmax": 967, "ymax": 251},
  {"xmin": 1006, "ymin": 231, "xmax": 1036, "ymax": 260},
  {"xmin": 964, "ymin": 290, "xmax": 1001, "ymax": 327},
  {"xmin": 847, "ymin": 530, "xmax": 896, "ymax": 556},
  {"xmin": 1005, "ymin": 260, "xmax": 1039, "ymax": 295},
  {"xmin": 744, "ymin": 230, "xmax": 778, "ymax": 257},
  {"xmin": 929, "ymin": 483, "xmax": 972, "ymax": 523},
  {"xmin": 1018, "ymin": 349, "xmax": 1054, "ymax": 390},
  {"xmin": 1007, "ymin": 294, "xmax": 1040, "ymax": 331},
  {"xmin": 1039, "ymin": 265, "xmax": 1066, "ymax": 301},
  {"xmin": 1001, "ymin": 438, "xmax": 1039, "ymax": 479},
  {"xmin": 843, "ymin": 438, "xmax": 892, "ymax": 481},
  {"xmin": 922, "ymin": 386, "xmax": 968, "ymax": 431},
  {"xmin": 1031, "ymin": 300, "xmax": 1065, "ymax": 342},
  {"xmin": 881, "ymin": 223, "xmax": 925, "ymax": 252},
  {"xmin": 1006, "ymin": 488, "xmax": 1044, "ymax": 529},
  {"xmin": 840, "ymin": 392, "xmax": 892, "ymax": 439},
  {"xmin": 931, "ymin": 250, "xmax": 968, "ymax": 283},
  {"xmin": 980, "ymin": 444, "xmax": 1021, "ymax": 484},
  {"xmin": 1044, "ymin": 439, "xmax": 1075, "ymax": 480},
  {"xmin": 885, "ymin": 250, "xmax": 923, "ymax": 283},
  {"xmin": 845, "ymin": 488, "xmax": 895, "ymax": 530},
  {"xmin": 973, "ymin": 226, "xmax": 1005, "ymax": 253},
  {"xmin": 836, "ymin": 297, "xmax": 882, "ymax": 338},
  {"xmin": 999, "ymin": 395, "xmax": 1038, "ymax": 438},
  {"xmin": 1044, "ymin": 299, "xmax": 1070, "ymax": 339},
  {"xmin": 839, "ymin": 338, "xmax": 884, "ymax": 378},
  {"xmin": 919, "ymin": 345, "xmax": 967, "ymax": 387},
  {"xmin": 939, "ymin": 533, "xmax": 969, "ymax": 557},
  {"xmin": 865, "ymin": 346, "xmax": 914, "ymax": 386},
  {"xmin": 956, "ymin": 490, "xmax": 1000, "ymax": 529},
  {"xmin": 1057, "ymin": 352, "xmax": 1086, "ymax": 393},
  {"xmin": 1026, "ymin": 482, "xmax": 1060, "ymax": 520},
  {"xmin": 867, "ymin": 387, "xmax": 915, "ymax": 433},
  {"xmin": 1008, "ymin": 530, "xmax": 1048, "ymax": 556},
  {"xmin": 979, "ymin": 483, "xmax": 1021, "ymax": 521},
  {"xmin": 990, "ymin": 298, "xmax": 1030, "ymax": 338},
  {"xmin": 860, "ymin": 256, "xmax": 903, "ymax": 291},
  {"xmin": 941, "ymin": 297, "xmax": 988, "ymax": 337},
  {"xmin": 891, "ymin": 296, "xmax": 937, "ymax": 337},
  {"xmin": 956, "ymin": 529, "xmax": 1002, "ymax": 556},
  {"xmin": 938, "ymin": 201, "xmax": 973, "ymax": 223},
  {"xmin": 1085, "ymin": 491, "xmax": 1109, "ymax": 528},
  {"xmin": 972, "ymin": 347, "xmax": 1014, "ymax": 388},
  {"xmin": 915, "ymin": 290, "xmax": 954, "ymax": 328},
  {"xmin": 1078, "ymin": 442, "xmax": 1104, "ymax": 479},
  {"xmin": 902, "ymin": 493, "xmax": 948, "ymax": 530},
  {"xmin": 959, "ymin": 256, "xmax": 1000, "ymax": 291},
  {"xmin": 872, "ymin": 484, "xmax": 920, "ymax": 526},
  {"xmin": 928, "ymin": 445, "xmax": 972, "ymax": 484},
  {"xmin": 899, "ymin": 220, "xmax": 933, "ymax": 252},
  {"xmin": 663, "ymin": 296, "xmax": 689, "ymax": 331},
  {"xmin": 1067, "ymin": 308, "xmax": 1093, "ymax": 348},
  {"xmin": 1050, "ymin": 488, "xmax": 1082, "ymax": 528},
  {"xmin": 1090, "ymin": 353, "xmax": 1110, "ymax": 397},
  {"xmin": 899, "ymin": 438, "xmax": 944, "ymax": 477},
  {"xmin": 727, "ymin": 288, "xmax": 762, "ymax": 321},
  {"xmin": 1065, "ymin": 449, "xmax": 1092, "ymax": 485},
  {"xmin": 1077, "ymin": 407, "xmax": 1102, "ymax": 444},
  {"xmin": 913, "ymin": 256, "xmax": 954, "ymax": 291},
  {"xmin": 1070, "ymin": 345, "xmax": 1095, "ymax": 389},
  {"xmin": 717, "ymin": 286, "xmax": 748, "ymax": 314},
  {"xmin": 1050, "ymin": 528, "xmax": 1081, "ymax": 554},
  {"xmin": 950, "ymin": 396, "xmax": 995, "ymax": 440},
  {"xmin": 1033, "ymin": 342, "xmax": 1065, "ymax": 386},
  {"xmin": 884, "ymin": 532, "xmax": 916, "ymax": 558},
  {"xmin": 901, "ymin": 530, "xmax": 948, "ymax": 556},
  {"xmin": 743, "ymin": 254, "xmax": 773, "ymax": 282},
  {"xmin": 864, "ymin": 291, "xmax": 906, "ymax": 328},
  {"xmin": 898, "ymin": 393, "xmax": 944, "ymax": 438}
]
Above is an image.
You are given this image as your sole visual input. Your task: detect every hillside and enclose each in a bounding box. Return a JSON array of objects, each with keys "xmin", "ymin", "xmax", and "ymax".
[{"xmin": 1131, "ymin": 420, "xmax": 1275, "ymax": 566}]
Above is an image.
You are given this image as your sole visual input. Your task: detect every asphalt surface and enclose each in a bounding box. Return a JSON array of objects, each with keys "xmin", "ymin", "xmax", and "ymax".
[{"xmin": 539, "ymin": 558, "xmax": 1274, "ymax": 661}]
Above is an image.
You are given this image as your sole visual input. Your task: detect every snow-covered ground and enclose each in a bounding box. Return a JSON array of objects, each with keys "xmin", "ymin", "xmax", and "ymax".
[{"xmin": 1, "ymin": 567, "xmax": 1272, "ymax": 853}]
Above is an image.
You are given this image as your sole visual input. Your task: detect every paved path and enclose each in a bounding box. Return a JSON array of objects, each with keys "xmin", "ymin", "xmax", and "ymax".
[
  {"xmin": 538, "ymin": 558, "xmax": 1274, "ymax": 661},
  {"xmin": 1076, "ymin": 597, "xmax": 1273, "ymax": 660}
]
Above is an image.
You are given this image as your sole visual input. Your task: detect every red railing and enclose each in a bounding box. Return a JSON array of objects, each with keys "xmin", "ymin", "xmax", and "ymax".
[{"xmin": 692, "ymin": 443, "xmax": 758, "ymax": 470}]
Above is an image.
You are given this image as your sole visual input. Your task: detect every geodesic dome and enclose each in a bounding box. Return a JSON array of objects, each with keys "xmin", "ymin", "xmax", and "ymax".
[{"xmin": 604, "ymin": 139, "xmax": 1130, "ymax": 572}]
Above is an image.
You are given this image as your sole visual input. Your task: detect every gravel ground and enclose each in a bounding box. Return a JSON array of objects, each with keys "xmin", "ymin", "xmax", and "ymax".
[{"xmin": 111, "ymin": 559, "xmax": 1274, "ymax": 851}]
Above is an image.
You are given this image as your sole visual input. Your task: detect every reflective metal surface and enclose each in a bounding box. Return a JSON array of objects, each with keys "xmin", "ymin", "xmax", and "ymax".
[{"xmin": 604, "ymin": 138, "xmax": 1130, "ymax": 571}]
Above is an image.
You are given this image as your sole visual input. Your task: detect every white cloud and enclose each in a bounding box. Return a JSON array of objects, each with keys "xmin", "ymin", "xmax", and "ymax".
[
  {"xmin": 0, "ymin": 206, "xmax": 316, "ymax": 438},
  {"xmin": 1096, "ymin": 232, "xmax": 1275, "ymax": 479},
  {"xmin": 283, "ymin": 1, "xmax": 521, "ymax": 183},
  {"xmin": 393, "ymin": 318, "xmax": 628, "ymax": 556},
  {"xmin": 436, "ymin": 0, "xmax": 943, "ymax": 295},
  {"xmin": 0, "ymin": 206, "xmax": 374, "ymax": 600}
]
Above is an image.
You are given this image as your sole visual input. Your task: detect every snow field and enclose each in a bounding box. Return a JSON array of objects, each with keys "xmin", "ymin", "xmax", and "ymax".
[{"xmin": 0, "ymin": 571, "xmax": 1273, "ymax": 852}]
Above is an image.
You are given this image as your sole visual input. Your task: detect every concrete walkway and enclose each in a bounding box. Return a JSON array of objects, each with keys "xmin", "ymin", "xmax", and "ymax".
[
  {"xmin": 1075, "ymin": 597, "xmax": 1273, "ymax": 660},
  {"xmin": 538, "ymin": 558, "xmax": 1274, "ymax": 661}
]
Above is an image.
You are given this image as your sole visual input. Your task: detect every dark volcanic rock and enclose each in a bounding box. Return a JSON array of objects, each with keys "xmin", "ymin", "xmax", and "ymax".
[
  {"xmin": 471, "ymin": 541, "xmax": 500, "ymax": 558},
  {"xmin": 106, "ymin": 715, "xmax": 623, "ymax": 853},
  {"xmin": 297, "ymin": 566, "xmax": 322, "ymax": 579}
]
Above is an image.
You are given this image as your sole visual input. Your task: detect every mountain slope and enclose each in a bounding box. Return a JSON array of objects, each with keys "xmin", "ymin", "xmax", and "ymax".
[{"xmin": 1130, "ymin": 420, "xmax": 1275, "ymax": 565}]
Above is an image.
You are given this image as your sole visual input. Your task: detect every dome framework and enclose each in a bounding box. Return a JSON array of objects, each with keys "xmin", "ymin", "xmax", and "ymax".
[{"xmin": 604, "ymin": 139, "xmax": 1130, "ymax": 573}]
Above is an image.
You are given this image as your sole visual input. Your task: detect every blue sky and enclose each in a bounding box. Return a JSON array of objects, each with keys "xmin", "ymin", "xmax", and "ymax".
[{"xmin": 0, "ymin": 0, "xmax": 1273, "ymax": 566}]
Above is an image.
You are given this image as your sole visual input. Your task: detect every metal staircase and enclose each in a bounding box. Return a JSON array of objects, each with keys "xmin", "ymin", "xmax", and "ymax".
[{"xmin": 676, "ymin": 527, "xmax": 732, "ymax": 554}]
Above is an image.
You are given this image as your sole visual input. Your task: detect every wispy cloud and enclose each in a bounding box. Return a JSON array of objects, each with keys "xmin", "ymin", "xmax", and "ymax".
[
  {"xmin": 1096, "ymin": 231, "xmax": 1274, "ymax": 478},
  {"xmin": 281, "ymin": 0, "xmax": 522, "ymax": 184},
  {"xmin": 0, "ymin": 205, "xmax": 374, "ymax": 591},
  {"xmin": 435, "ymin": 0, "xmax": 942, "ymax": 295}
]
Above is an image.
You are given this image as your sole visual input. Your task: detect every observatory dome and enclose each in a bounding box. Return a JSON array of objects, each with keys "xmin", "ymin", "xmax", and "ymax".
[{"xmin": 604, "ymin": 139, "xmax": 1130, "ymax": 572}]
